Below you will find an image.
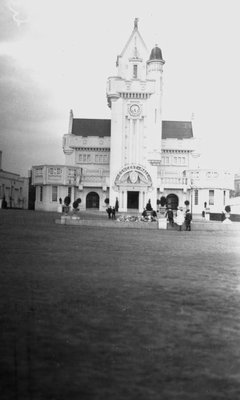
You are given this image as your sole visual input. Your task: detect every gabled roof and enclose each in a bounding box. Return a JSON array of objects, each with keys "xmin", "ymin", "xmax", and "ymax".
[
  {"xmin": 119, "ymin": 25, "xmax": 148, "ymax": 58},
  {"xmin": 72, "ymin": 119, "xmax": 111, "ymax": 137},
  {"xmin": 162, "ymin": 121, "xmax": 193, "ymax": 139},
  {"xmin": 71, "ymin": 119, "xmax": 193, "ymax": 139}
]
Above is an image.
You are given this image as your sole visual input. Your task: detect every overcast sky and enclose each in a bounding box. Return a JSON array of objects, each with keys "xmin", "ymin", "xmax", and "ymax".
[{"xmin": 0, "ymin": 0, "xmax": 239, "ymax": 176}]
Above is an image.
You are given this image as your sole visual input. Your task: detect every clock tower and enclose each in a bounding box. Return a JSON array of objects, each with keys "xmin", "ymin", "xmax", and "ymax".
[{"xmin": 106, "ymin": 19, "xmax": 165, "ymax": 211}]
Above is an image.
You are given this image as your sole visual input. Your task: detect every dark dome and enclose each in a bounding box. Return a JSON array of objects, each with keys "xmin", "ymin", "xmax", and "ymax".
[{"xmin": 149, "ymin": 45, "xmax": 163, "ymax": 61}]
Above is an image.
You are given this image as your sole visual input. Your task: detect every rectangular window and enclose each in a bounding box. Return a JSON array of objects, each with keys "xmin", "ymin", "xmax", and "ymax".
[
  {"xmin": 52, "ymin": 186, "xmax": 58, "ymax": 202},
  {"xmin": 133, "ymin": 64, "xmax": 138, "ymax": 78},
  {"xmin": 40, "ymin": 186, "xmax": 43, "ymax": 202},
  {"xmin": 79, "ymin": 154, "xmax": 91, "ymax": 163},
  {"xmin": 174, "ymin": 157, "xmax": 177, "ymax": 164},
  {"xmin": 209, "ymin": 190, "xmax": 214, "ymax": 206},
  {"xmin": 194, "ymin": 189, "xmax": 199, "ymax": 205},
  {"xmin": 68, "ymin": 187, "xmax": 71, "ymax": 198},
  {"xmin": 223, "ymin": 190, "xmax": 226, "ymax": 206}
]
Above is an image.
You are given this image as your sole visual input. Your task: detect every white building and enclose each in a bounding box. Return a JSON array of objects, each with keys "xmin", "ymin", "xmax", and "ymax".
[
  {"xmin": 32, "ymin": 20, "xmax": 233, "ymax": 214},
  {"xmin": 0, "ymin": 151, "xmax": 29, "ymax": 209}
]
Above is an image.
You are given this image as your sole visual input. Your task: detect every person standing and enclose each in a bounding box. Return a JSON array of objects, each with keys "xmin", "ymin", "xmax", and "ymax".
[
  {"xmin": 185, "ymin": 209, "xmax": 192, "ymax": 231},
  {"xmin": 106, "ymin": 206, "xmax": 112, "ymax": 219},
  {"xmin": 165, "ymin": 208, "xmax": 174, "ymax": 226},
  {"xmin": 176, "ymin": 207, "xmax": 184, "ymax": 231}
]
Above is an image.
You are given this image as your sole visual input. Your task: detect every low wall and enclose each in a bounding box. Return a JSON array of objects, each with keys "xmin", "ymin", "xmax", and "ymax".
[
  {"xmin": 210, "ymin": 213, "xmax": 240, "ymax": 222},
  {"xmin": 56, "ymin": 216, "xmax": 240, "ymax": 231}
]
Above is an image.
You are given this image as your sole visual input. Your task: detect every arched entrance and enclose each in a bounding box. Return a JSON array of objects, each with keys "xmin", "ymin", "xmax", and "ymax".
[
  {"xmin": 86, "ymin": 192, "xmax": 99, "ymax": 209},
  {"xmin": 114, "ymin": 164, "xmax": 153, "ymax": 212},
  {"xmin": 166, "ymin": 194, "xmax": 179, "ymax": 210}
]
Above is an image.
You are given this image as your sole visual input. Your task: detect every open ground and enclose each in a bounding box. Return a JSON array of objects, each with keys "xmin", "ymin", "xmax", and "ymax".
[{"xmin": 1, "ymin": 210, "xmax": 240, "ymax": 400}]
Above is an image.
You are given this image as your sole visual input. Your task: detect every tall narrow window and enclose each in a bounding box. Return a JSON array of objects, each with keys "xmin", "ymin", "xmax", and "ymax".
[
  {"xmin": 194, "ymin": 189, "xmax": 199, "ymax": 205},
  {"xmin": 209, "ymin": 190, "xmax": 214, "ymax": 206},
  {"xmin": 40, "ymin": 186, "xmax": 43, "ymax": 202},
  {"xmin": 223, "ymin": 190, "xmax": 226, "ymax": 206},
  {"xmin": 133, "ymin": 64, "xmax": 138, "ymax": 78},
  {"xmin": 68, "ymin": 187, "xmax": 71, "ymax": 198},
  {"xmin": 52, "ymin": 186, "xmax": 58, "ymax": 202}
]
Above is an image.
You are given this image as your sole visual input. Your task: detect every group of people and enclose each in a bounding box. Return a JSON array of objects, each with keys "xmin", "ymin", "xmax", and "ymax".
[
  {"xmin": 106, "ymin": 198, "xmax": 119, "ymax": 220},
  {"xmin": 106, "ymin": 197, "xmax": 192, "ymax": 230},
  {"xmin": 165, "ymin": 207, "xmax": 192, "ymax": 231},
  {"xmin": 106, "ymin": 205, "xmax": 117, "ymax": 219}
]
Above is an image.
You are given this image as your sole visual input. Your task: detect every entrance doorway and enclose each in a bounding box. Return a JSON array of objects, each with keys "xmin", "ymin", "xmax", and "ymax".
[
  {"xmin": 86, "ymin": 192, "xmax": 99, "ymax": 209},
  {"xmin": 127, "ymin": 191, "xmax": 139, "ymax": 209},
  {"xmin": 166, "ymin": 194, "xmax": 179, "ymax": 210}
]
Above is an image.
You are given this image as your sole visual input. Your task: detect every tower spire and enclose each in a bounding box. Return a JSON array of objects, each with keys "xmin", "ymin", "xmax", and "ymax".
[{"xmin": 134, "ymin": 18, "xmax": 139, "ymax": 29}]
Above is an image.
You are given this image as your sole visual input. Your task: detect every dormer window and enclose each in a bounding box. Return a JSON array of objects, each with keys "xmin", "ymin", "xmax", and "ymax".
[{"xmin": 133, "ymin": 64, "xmax": 138, "ymax": 79}]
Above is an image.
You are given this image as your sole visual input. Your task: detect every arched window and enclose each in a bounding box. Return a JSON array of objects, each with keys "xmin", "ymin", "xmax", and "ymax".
[
  {"xmin": 166, "ymin": 194, "xmax": 179, "ymax": 210},
  {"xmin": 86, "ymin": 192, "xmax": 100, "ymax": 209}
]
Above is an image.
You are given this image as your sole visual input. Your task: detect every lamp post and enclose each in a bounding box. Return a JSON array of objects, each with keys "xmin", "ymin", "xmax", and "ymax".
[
  {"xmin": 191, "ymin": 186, "xmax": 193, "ymax": 215},
  {"xmin": 190, "ymin": 179, "xmax": 197, "ymax": 216}
]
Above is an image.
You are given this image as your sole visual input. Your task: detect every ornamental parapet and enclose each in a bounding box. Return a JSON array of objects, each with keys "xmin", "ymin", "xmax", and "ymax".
[
  {"xmin": 80, "ymin": 175, "xmax": 108, "ymax": 188},
  {"xmin": 158, "ymin": 176, "xmax": 188, "ymax": 189},
  {"xmin": 32, "ymin": 165, "xmax": 82, "ymax": 186}
]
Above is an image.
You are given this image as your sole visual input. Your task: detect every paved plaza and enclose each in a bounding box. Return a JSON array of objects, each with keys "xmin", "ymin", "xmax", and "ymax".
[{"xmin": 1, "ymin": 210, "xmax": 240, "ymax": 399}]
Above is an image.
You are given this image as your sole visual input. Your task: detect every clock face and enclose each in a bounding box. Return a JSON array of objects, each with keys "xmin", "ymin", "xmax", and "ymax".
[{"xmin": 129, "ymin": 104, "xmax": 141, "ymax": 116}]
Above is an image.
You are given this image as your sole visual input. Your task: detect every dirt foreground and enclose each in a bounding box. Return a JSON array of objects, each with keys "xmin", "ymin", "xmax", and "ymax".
[{"xmin": 1, "ymin": 210, "xmax": 240, "ymax": 399}]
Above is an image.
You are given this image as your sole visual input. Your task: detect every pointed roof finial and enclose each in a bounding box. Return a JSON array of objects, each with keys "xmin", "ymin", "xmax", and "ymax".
[
  {"xmin": 68, "ymin": 109, "xmax": 73, "ymax": 134},
  {"xmin": 134, "ymin": 18, "xmax": 139, "ymax": 29}
]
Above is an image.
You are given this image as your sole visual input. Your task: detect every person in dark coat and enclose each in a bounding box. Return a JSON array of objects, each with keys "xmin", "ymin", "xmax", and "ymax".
[
  {"xmin": 165, "ymin": 208, "xmax": 174, "ymax": 225},
  {"xmin": 185, "ymin": 209, "xmax": 192, "ymax": 231},
  {"xmin": 106, "ymin": 206, "xmax": 112, "ymax": 219}
]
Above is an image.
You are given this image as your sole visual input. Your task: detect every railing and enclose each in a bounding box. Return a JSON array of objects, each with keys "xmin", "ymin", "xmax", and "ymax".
[{"xmin": 159, "ymin": 177, "xmax": 188, "ymax": 185}]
